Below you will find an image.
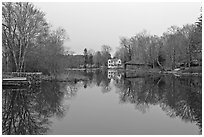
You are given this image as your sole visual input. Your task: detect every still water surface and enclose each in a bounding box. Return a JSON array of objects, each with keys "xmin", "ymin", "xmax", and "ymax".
[{"xmin": 2, "ymin": 70, "xmax": 202, "ymax": 135}]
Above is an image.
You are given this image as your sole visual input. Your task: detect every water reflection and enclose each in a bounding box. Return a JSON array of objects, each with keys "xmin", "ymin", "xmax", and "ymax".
[
  {"xmin": 2, "ymin": 81, "xmax": 67, "ymax": 135},
  {"xmin": 85, "ymin": 70, "xmax": 111, "ymax": 93},
  {"xmin": 107, "ymin": 69, "xmax": 122, "ymax": 80},
  {"xmin": 114, "ymin": 74, "xmax": 202, "ymax": 134},
  {"xmin": 2, "ymin": 70, "xmax": 202, "ymax": 134}
]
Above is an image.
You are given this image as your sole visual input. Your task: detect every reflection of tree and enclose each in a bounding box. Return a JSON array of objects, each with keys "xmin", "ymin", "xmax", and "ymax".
[
  {"xmin": 101, "ymin": 84, "xmax": 112, "ymax": 94},
  {"xmin": 160, "ymin": 75, "xmax": 202, "ymax": 133},
  {"xmin": 92, "ymin": 70, "xmax": 111, "ymax": 93},
  {"xmin": 68, "ymin": 70, "xmax": 202, "ymax": 133},
  {"xmin": 72, "ymin": 70, "xmax": 112, "ymax": 93},
  {"xmin": 34, "ymin": 81, "xmax": 66, "ymax": 118},
  {"xmin": 2, "ymin": 81, "xmax": 66, "ymax": 135},
  {"xmin": 2, "ymin": 88, "xmax": 49, "ymax": 134},
  {"xmin": 61, "ymin": 82, "xmax": 80, "ymax": 99},
  {"xmin": 115, "ymin": 76, "xmax": 161, "ymax": 112},
  {"xmin": 83, "ymin": 71, "xmax": 94, "ymax": 88},
  {"xmin": 114, "ymin": 74, "xmax": 202, "ymax": 133}
]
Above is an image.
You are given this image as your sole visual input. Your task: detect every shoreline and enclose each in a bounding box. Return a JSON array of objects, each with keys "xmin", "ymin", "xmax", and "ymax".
[
  {"xmin": 41, "ymin": 74, "xmax": 89, "ymax": 82},
  {"xmin": 3, "ymin": 66, "xmax": 201, "ymax": 82}
]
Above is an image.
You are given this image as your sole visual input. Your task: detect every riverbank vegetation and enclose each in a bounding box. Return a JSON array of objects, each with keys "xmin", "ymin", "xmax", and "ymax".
[
  {"xmin": 2, "ymin": 2, "xmax": 202, "ymax": 78},
  {"xmin": 114, "ymin": 11, "xmax": 202, "ymax": 72}
]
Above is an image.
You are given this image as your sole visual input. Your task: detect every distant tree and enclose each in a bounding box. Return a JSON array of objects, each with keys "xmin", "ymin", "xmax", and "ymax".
[
  {"xmin": 101, "ymin": 45, "xmax": 112, "ymax": 53},
  {"xmin": 93, "ymin": 51, "xmax": 102, "ymax": 67},
  {"xmin": 64, "ymin": 47, "xmax": 75, "ymax": 55},
  {"xmin": 88, "ymin": 54, "xmax": 93, "ymax": 67},
  {"xmin": 162, "ymin": 26, "xmax": 182, "ymax": 69},
  {"xmin": 61, "ymin": 55, "xmax": 84, "ymax": 68},
  {"xmin": 156, "ymin": 38, "xmax": 166, "ymax": 69},
  {"xmin": 101, "ymin": 45, "xmax": 112, "ymax": 66},
  {"xmin": 162, "ymin": 25, "xmax": 197, "ymax": 68},
  {"xmin": 114, "ymin": 46, "xmax": 129, "ymax": 63},
  {"xmin": 84, "ymin": 48, "xmax": 88, "ymax": 68},
  {"xmin": 179, "ymin": 24, "xmax": 196, "ymax": 67},
  {"xmin": 196, "ymin": 8, "xmax": 202, "ymax": 32},
  {"xmin": 87, "ymin": 49, "xmax": 95, "ymax": 55},
  {"xmin": 189, "ymin": 11, "xmax": 202, "ymax": 65},
  {"xmin": 87, "ymin": 49, "xmax": 95, "ymax": 67},
  {"xmin": 120, "ymin": 37, "xmax": 132, "ymax": 62}
]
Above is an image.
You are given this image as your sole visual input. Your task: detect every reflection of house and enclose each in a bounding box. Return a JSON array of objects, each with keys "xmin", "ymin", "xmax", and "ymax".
[
  {"xmin": 108, "ymin": 58, "xmax": 122, "ymax": 69},
  {"xmin": 108, "ymin": 70, "xmax": 122, "ymax": 79}
]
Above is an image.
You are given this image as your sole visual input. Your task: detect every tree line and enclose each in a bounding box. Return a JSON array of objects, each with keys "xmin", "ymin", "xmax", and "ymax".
[
  {"xmin": 114, "ymin": 11, "xmax": 202, "ymax": 70},
  {"xmin": 2, "ymin": 2, "xmax": 202, "ymax": 75}
]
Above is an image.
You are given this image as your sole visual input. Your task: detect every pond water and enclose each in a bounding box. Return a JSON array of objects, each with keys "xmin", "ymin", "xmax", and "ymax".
[{"xmin": 2, "ymin": 70, "xmax": 202, "ymax": 135}]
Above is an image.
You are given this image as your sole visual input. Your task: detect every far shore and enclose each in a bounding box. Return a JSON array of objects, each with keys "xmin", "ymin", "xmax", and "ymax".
[{"xmin": 3, "ymin": 66, "xmax": 201, "ymax": 82}]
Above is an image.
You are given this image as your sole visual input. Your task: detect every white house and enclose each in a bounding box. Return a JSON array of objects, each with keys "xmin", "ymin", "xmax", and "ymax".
[{"xmin": 108, "ymin": 58, "xmax": 122, "ymax": 69}]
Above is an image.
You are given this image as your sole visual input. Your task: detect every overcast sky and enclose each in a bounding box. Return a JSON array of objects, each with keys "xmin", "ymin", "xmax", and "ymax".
[{"xmin": 34, "ymin": 2, "xmax": 201, "ymax": 55}]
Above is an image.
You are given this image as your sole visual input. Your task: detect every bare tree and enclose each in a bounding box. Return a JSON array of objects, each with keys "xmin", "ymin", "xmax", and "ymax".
[
  {"xmin": 120, "ymin": 37, "xmax": 132, "ymax": 62},
  {"xmin": 101, "ymin": 45, "xmax": 112, "ymax": 66},
  {"xmin": 2, "ymin": 2, "xmax": 48, "ymax": 72}
]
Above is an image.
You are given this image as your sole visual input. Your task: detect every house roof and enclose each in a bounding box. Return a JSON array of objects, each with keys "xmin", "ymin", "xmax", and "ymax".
[{"xmin": 109, "ymin": 58, "xmax": 121, "ymax": 62}]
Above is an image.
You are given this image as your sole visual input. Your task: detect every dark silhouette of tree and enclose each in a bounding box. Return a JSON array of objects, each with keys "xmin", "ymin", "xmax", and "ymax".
[
  {"xmin": 101, "ymin": 45, "xmax": 112, "ymax": 66},
  {"xmin": 114, "ymin": 74, "xmax": 202, "ymax": 133},
  {"xmin": 2, "ymin": 89, "xmax": 50, "ymax": 134},
  {"xmin": 120, "ymin": 37, "xmax": 132, "ymax": 62},
  {"xmin": 93, "ymin": 51, "xmax": 102, "ymax": 68},
  {"xmin": 88, "ymin": 54, "xmax": 93, "ymax": 67},
  {"xmin": 2, "ymin": 81, "xmax": 67, "ymax": 135},
  {"xmin": 84, "ymin": 48, "xmax": 88, "ymax": 68}
]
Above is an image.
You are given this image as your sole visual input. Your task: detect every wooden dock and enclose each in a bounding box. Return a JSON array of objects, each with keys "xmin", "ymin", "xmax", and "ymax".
[
  {"xmin": 2, "ymin": 72, "xmax": 42, "ymax": 87},
  {"xmin": 3, "ymin": 77, "xmax": 27, "ymax": 81},
  {"xmin": 3, "ymin": 77, "xmax": 30, "ymax": 86}
]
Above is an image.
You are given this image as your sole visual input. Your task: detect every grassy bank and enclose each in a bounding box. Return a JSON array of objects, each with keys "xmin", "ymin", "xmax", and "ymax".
[{"xmin": 123, "ymin": 66, "xmax": 202, "ymax": 77}]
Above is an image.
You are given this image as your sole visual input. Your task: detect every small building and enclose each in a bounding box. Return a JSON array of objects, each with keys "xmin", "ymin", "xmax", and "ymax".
[
  {"xmin": 108, "ymin": 58, "xmax": 122, "ymax": 69},
  {"xmin": 124, "ymin": 60, "xmax": 150, "ymax": 70}
]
